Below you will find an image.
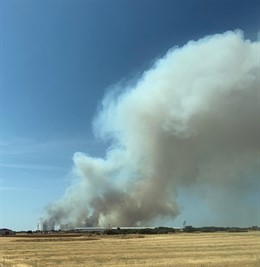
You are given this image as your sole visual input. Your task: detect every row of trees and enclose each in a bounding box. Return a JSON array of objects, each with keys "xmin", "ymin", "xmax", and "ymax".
[
  {"xmin": 104, "ymin": 227, "xmax": 176, "ymax": 235},
  {"xmin": 104, "ymin": 226, "xmax": 260, "ymax": 235},
  {"xmin": 183, "ymin": 226, "xmax": 251, "ymax": 233}
]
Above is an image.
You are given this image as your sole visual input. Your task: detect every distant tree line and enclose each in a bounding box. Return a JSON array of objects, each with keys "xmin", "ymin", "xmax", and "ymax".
[
  {"xmin": 12, "ymin": 225, "xmax": 260, "ymax": 235},
  {"xmin": 104, "ymin": 227, "xmax": 176, "ymax": 235},
  {"xmin": 183, "ymin": 226, "xmax": 251, "ymax": 233},
  {"xmin": 104, "ymin": 226, "xmax": 260, "ymax": 235}
]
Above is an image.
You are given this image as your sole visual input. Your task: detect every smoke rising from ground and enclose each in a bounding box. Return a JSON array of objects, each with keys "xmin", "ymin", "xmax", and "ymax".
[{"xmin": 41, "ymin": 31, "xmax": 259, "ymax": 229}]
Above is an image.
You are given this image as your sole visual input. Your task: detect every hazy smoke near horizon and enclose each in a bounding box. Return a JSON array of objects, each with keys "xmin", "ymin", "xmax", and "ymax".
[{"xmin": 41, "ymin": 31, "xmax": 259, "ymax": 229}]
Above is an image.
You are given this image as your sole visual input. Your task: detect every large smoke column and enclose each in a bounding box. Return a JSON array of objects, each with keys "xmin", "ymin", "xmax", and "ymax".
[{"xmin": 42, "ymin": 31, "xmax": 259, "ymax": 229}]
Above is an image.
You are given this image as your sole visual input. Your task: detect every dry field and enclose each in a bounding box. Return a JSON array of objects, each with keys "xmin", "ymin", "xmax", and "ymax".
[{"xmin": 0, "ymin": 231, "xmax": 259, "ymax": 267}]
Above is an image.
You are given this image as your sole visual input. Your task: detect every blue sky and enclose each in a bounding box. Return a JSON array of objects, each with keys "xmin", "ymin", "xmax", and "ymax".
[{"xmin": 0, "ymin": 0, "xmax": 259, "ymax": 231}]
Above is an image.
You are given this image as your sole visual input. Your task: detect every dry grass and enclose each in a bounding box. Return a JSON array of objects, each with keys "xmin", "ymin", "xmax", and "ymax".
[{"xmin": 0, "ymin": 231, "xmax": 259, "ymax": 266}]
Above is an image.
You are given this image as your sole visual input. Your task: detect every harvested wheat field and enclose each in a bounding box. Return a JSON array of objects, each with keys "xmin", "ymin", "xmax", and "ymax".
[{"xmin": 0, "ymin": 232, "xmax": 259, "ymax": 267}]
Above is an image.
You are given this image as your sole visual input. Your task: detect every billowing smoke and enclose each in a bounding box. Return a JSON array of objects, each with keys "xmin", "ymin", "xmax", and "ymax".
[{"xmin": 41, "ymin": 31, "xmax": 259, "ymax": 229}]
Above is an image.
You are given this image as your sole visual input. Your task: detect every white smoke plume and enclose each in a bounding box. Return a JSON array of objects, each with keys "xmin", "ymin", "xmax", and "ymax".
[{"xmin": 42, "ymin": 31, "xmax": 259, "ymax": 229}]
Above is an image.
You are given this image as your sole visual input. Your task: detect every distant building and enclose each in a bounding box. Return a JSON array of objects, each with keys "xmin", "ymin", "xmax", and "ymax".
[
  {"xmin": 111, "ymin": 226, "xmax": 156, "ymax": 230},
  {"xmin": 74, "ymin": 227, "xmax": 106, "ymax": 233},
  {"xmin": 0, "ymin": 228, "xmax": 15, "ymax": 236}
]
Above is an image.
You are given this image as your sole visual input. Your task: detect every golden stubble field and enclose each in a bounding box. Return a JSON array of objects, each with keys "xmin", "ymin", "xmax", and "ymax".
[{"xmin": 0, "ymin": 231, "xmax": 259, "ymax": 267}]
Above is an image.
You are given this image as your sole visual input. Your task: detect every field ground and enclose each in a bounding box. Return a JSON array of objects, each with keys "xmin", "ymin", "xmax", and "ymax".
[{"xmin": 0, "ymin": 231, "xmax": 259, "ymax": 267}]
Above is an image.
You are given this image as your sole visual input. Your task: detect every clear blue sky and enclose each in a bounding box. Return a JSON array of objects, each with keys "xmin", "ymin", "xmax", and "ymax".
[{"xmin": 0, "ymin": 0, "xmax": 259, "ymax": 231}]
